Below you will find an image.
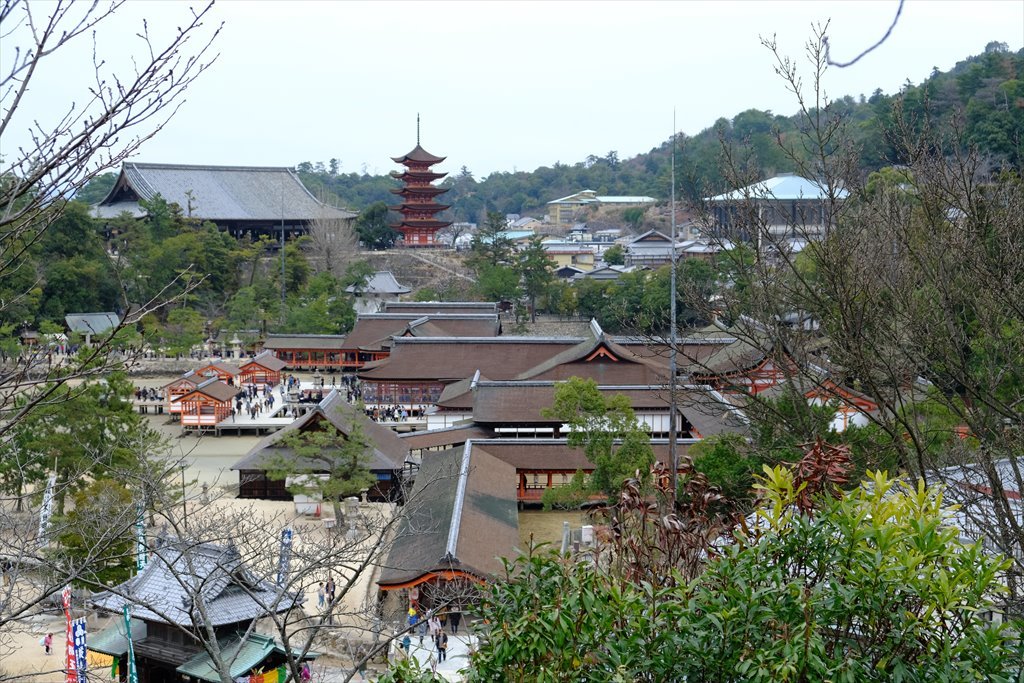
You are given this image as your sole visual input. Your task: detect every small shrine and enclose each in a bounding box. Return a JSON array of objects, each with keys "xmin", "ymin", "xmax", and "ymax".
[{"xmin": 389, "ymin": 116, "xmax": 451, "ymax": 247}]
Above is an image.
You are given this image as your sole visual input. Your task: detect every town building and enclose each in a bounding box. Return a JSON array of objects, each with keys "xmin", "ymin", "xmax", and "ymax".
[
  {"xmin": 540, "ymin": 239, "xmax": 597, "ymax": 271},
  {"xmin": 91, "ymin": 162, "xmax": 355, "ymax": 240},
  {"xmin": 705, "ymin": 173, "xmax": 848, "ymax": 243},
  {"xmin": 546, "ymin": 190, "xmax": 657, "ymax": 226},
  {"xmin": 624, "ymin": 230, "xmax": 683, "ymax": 267}
]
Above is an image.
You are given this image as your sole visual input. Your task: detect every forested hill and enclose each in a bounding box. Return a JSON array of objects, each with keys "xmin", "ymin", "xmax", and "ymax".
[
  {"xmin": 79, "ymin": 44, "xmax": 1022, "ymax": 220},
  {"xmin": 291, "ymin": 43, "xmax": 1022, "ymax": 221}
]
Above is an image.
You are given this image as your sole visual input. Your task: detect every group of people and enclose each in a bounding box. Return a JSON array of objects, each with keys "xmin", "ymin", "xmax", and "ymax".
[
  {"xmin": 134, "ymin": 386, "xmax": 161, "ymax": 402},
  {"xmin": 234, "ymin": 383, "xmax": 276, "ymax": 420},
  {"xmin": 367, "ymin": 404, "xmax": 412, "ymax": 423},
  {"xmin": 401, "ymin": 604, "xmax": 462, "ymax": 665},
  {"xmin": 316, "ymin": 577, "xmax": 337, "ymax": 609}
]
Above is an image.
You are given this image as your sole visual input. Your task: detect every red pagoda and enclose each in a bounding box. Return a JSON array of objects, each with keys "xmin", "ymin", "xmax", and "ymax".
[{"xmin": 390, "ymin": 118, "xmax": 451, "ymax": 247}]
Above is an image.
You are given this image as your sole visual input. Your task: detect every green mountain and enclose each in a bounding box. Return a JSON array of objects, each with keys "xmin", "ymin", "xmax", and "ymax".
[{"xmin": 294, "ymin": 43, "xmax": 1022, "ymax": 221}]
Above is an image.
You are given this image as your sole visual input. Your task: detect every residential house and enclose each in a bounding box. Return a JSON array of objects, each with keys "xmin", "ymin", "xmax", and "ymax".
[
  {"xmin": 546, "ymin": 190, "xmax": 657, "ymax": 226},
  {"xmin": 540, "ymin": 239, "xmax": 597, "ymax": 271},
  {"xmin": 572, "ymin": 264, "xmax": 639, "ymax": 282},
  {"xmin": 624, "ymin": 230, "xmax": 683, "ymax": 268}
]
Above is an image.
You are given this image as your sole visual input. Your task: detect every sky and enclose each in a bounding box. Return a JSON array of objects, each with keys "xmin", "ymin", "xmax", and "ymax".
[{"xmin": 3, "ymin": 0, "xmax": 1023, "ymax": 179}]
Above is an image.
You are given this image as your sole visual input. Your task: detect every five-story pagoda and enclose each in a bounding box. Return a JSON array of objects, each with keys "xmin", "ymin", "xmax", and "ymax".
[{"xmin": 390, "ymin": 119, "xmax": 451, "ymax": 247}]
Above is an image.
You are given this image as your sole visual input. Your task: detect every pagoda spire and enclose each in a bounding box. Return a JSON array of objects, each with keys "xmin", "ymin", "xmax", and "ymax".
[{"xmin": 417, "ymin": 113, "xmax": 420, "ymax": 146}]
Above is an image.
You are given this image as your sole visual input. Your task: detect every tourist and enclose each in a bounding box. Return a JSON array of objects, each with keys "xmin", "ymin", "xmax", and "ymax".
[
  {"xmin": 428, "ymin": 613, "xmax": 442, "ymax": 646},
  {"xmin": 437, "ymin": 630, "xmax": 449, "ymax": 663},
  {"xmin": 43, "ymin": 632, "xmax": 53, "ymax": 655},
  {"xmin": 300, "ymin": 662, "xmax": 311, "ymax": 682},
  {"xmin": 317, "ymin": 582, "xmax": 325, "ymax": 609},
  {"xmin": 448, "ymin": 603, "xmax": 461, "ymax": 634},
  {"xmin": 325, "ymin": 576, "xmax": 336, "ymax": 603}
]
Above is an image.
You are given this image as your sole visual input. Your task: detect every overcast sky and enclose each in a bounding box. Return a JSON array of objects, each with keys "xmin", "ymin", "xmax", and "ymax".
[{"xmin": 4, "ymin": 1, "xmax": 1023, "ymax": 179}]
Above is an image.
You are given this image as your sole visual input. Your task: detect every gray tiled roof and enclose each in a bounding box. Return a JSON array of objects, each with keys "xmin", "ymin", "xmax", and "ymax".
[
  {"xmin": 345, "ymin": 271, "xmax": 411, "ymax": 295},
  {"xmin": 88, "ymin": 618, "xmax": 148, "ymax": 656},
  {"xmin": 65, "ymin": 312, "xmax": 120, "ymax": 335},
  {"xmin": 90, "ymin": 540, "xmax": 300, "ymax": 627},
  {"xmin": 262, "ymin": 334, "xmax": 347, "ymax": 350},
  {"xmin": 384, "ymin": 301, "xmax": 498, "ymax": 314},
  {"xmin": 231, "ymin": 390, "xmax": 407, "ymax": 473},
  {"xmin": 94, "ymin": 163, "xmax": 356, "ymax": 222}
]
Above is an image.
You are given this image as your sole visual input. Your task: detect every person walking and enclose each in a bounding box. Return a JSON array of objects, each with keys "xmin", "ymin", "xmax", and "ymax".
[
  {"xmin": 428, "ymin": 613, "xmax": 442, "ymax": 648},
  {"xmin": 325, "ymin": 576, "xmax": 336, "ymax": 604},
  {"xmin": 317, "ymin": 582, "xmax": 325, "ymax": 609},
  {"xmin": 43, "ymin": 633, "xmax": 53, "ymax": 655},
  {"xmin": 448, "ymin": 603, "xmax": 462, "ymax": 634},
  {"xmin": 437, "ymin": 630, "xmax": 449, "ymax": 663}
]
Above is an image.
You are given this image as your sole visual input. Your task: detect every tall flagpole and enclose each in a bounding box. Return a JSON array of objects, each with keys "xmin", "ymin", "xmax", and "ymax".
[{"xmin": 669, "ymin": 111, "xmax": 679, "ymax": 504}]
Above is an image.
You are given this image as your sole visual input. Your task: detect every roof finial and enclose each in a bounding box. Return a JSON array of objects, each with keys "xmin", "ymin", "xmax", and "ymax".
[{"xmin": 416, "ymin": 113, "xmax": 420, "ymax": 146}]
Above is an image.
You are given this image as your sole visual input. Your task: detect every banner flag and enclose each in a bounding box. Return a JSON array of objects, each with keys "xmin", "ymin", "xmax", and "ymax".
[
  {"xmin": 72, "ymin": 617, "xmax": 87, "ymax": 683},
  {"xmin": 62, "ymin": 586, "xmax": 76, "ymax": 683},
  {"xmin": 38, "ymin": 474, "xmax": 57, "ymax": 548},
  {"xmin": 276, "ymin": 527, "xmax": 293, "ymax": 587},
  {"xmin": 123, "ymin": 605, "xmax": 139, "ymax": 683},
  {"xmin": 135, "ymin": 501, "xmax": 147, "ymax": 571}
]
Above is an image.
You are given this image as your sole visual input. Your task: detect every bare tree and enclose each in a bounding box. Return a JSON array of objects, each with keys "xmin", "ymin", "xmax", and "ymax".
[
  {"xmin": 307, "ymin": 199, "xmax": 359, "ymax": 278},
  {"xmin": 435, "ymin": 222, "xmax": 468, "ymax": 249},
  {"xmin": 0, "ymin": 1, "xmax": 221, "ymax": 437},
  {"xmin": 673, "ymin": 26, "xmax": 1024, "ymax": 609},
  {"xmin": 1, "ymin": 435, "xmax": 459, "ymax": 683}
]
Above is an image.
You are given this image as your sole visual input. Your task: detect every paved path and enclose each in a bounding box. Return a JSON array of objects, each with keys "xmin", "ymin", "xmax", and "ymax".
[{"xmin": 388, "ymin": 632, "xmax": 475, "ymax": 681}]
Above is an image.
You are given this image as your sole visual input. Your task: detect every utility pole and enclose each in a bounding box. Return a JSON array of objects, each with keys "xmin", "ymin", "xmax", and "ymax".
[
  {"xmin": 280, "ymin": 179, "xmax": 286, "ymax": 325},
  {"xmin": 669, "ymin": 111, "xmax": 679, "ymax": 505}
]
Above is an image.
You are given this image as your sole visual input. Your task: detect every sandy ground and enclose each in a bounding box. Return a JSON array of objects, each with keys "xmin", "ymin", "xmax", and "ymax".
[
  {"xmin": 1, "ymin": 370, "xmax": 583, "ymax": 681},
  {"xmin": 2, "ymin": 369, "xmax": 393, "ymax": 681},
  {"xmin": 2, "ymin": 496, "xmax": 395, "ymax": 681}
]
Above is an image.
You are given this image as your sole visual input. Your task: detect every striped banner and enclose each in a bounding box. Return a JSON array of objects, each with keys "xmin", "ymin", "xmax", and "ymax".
[
  {"xmin": 37, "ymin": 475, "xmax": 56, "ymax": 548},
  {"xmin": 135, "ymin": 501, "xmax": 147, "ymax": 571},
  {"xmin": 276, "ymin": 527, "xmax": 293, "ymax": 587},
  {"xmin": 72, "ymin": 617, "xmax": 87, "ymax": 683},
  {"xmin": 62, "ymin": 586, "xmax": 76, "ymax": 683}
]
